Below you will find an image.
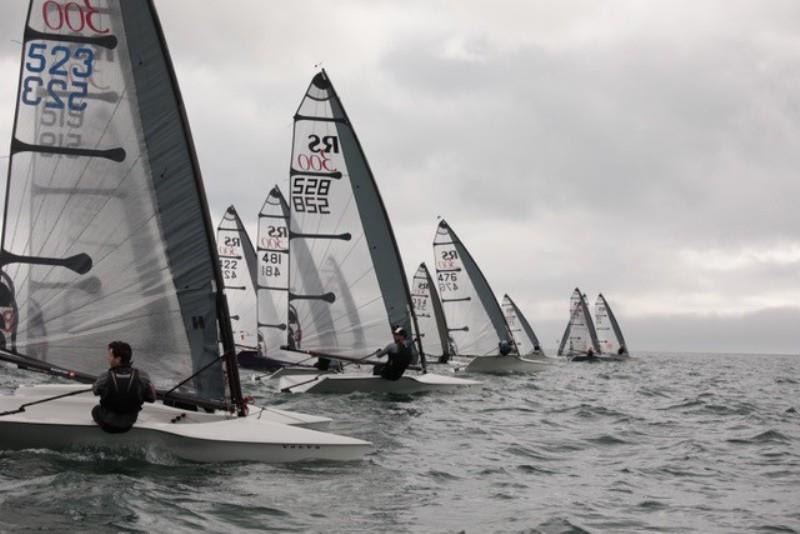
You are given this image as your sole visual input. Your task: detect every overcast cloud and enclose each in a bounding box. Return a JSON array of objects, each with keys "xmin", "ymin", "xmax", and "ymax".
[{"xmin": 1, "ymin": 0, "xmax": 799, "ymax": 354}]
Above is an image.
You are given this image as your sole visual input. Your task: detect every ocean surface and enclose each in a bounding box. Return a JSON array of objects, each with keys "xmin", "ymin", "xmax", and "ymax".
[{"xmin": 1, "ymin": 352, "xmax": 798, "ymax": 533}]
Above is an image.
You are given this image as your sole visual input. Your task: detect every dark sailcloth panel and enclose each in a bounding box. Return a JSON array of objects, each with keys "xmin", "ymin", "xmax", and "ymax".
[
  {"xmin": 0, "ymin": 0, "xmax": 231, "ymax": 402},
  {"xmin": 217, "ymin": 206, "xmax": 258, "ymax": 353},
  {"xmin": 288, "ymin": 70, "xmax": 419, "ymax": 357},
  {"xmin": 502, "ymin": 294, "xmax": 543, "ymax": 356},
  {"xmin": 433, "ymin": 220, "xmax": 514, "ymax": 357}
]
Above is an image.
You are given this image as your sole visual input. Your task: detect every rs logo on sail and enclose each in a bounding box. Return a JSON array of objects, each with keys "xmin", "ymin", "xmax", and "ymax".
[{"xmin": 307, "ymin": 135, "xmax": 339, "ymax": 154}]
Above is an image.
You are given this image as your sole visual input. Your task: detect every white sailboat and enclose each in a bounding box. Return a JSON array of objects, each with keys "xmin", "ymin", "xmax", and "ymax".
[
  {"xmin": 557, "ymin": 288, "xmax": 601, "ymax": 362},
  {"xmin": 433, "ymin": 221, "xmax": 549, "ymax": 373},
  {"xmin": 0, "ymin": 0, "xmax": 368, "ymax": 462},
  {"xmin": 595, "ymin": 293, "xmax": 630, "ymax": 360},
  {"xmin": 275, "ymin": 71, "xmax": 478, "ymax": 394},
  {"xmin": 502, "ymin": 294, "xmax": 546, "ymax": 358},
  {"xmin": 410, "ymin": 263, "xmax": 454, "ymax": 364}
]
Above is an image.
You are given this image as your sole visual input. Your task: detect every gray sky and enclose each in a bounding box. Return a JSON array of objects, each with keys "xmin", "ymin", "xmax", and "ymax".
[{"xmin": 1, "ymin": 0, "xmax": 799, "ymax": 354}]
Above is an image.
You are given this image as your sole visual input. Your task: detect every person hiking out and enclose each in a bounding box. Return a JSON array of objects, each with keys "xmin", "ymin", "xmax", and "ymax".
[{"xmin": 92, "ymin": 341, "xmax": 156, "ymax": 433}]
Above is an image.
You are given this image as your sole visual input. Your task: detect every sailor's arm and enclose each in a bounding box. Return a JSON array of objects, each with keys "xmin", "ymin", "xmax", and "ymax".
[
  {"xmin": 92, "ymin": 372, "xmax": 109, "ymax": 396},
  {"xmin": 138, "ymin": 370, "xmax": 157, "ymax": 403}
]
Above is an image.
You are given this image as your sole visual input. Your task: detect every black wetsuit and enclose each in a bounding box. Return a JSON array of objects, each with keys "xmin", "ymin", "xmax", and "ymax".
[
  {"xmin": 372, "ymin": 340, "xmax": 413, "ymax": 381},
  {"xmin": 92, "ymin": 366, "xmax": 156, "ymax": 433}
]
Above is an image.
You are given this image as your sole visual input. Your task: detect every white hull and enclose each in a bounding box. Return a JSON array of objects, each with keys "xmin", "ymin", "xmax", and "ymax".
[
  {"xmin": 0, "ymin": 387, "xmax": 369, "ymax": 463},
  {"xmin": 278, "ymin": 373, "xmax": 481, "ymax": 394},
  {"xmin": 461, "ymin": 355, "xmax": 553, "ymax": 374},
  {"xmin": 260, "ymin": 367, "xmax": 334, "ymax": 380}
]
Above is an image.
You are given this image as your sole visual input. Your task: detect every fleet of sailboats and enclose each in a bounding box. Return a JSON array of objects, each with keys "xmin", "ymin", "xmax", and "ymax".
[{"xmin": 0, "ymin": 0, "xmax": 632, "ymax": 463}]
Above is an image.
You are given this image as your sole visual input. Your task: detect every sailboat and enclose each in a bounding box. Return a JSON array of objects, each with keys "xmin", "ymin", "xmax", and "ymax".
[
  {"xmin": 410, "ymin": 263, "xmax": 454, "ymax": 363},
  {"xmin": 275, "ymin": 71, "xmax": 479, "ymax": 394},
  {"xmin": 595, "ymin": 293, "xmax": 629, "ymax": 359},
  {"xmin": 502, "ymin": 294, "xmax": 546, "ymax": 358},
  {"xmin": 557, "ymin": 288, "xmax": 601, "ymax": 361},
  {"xmin": 0, "ymin": 0, "xmax": 368, "ymax": 462},
  {"xmin": 216, "ymin": 206, "xmax": 261, "ymax": 367},
  {"xmin": 433, "ymin": 220, "xmax": 550, "ymax": 373}
]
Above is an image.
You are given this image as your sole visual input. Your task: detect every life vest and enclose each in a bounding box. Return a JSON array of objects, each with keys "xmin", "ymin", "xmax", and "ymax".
[
  {"xmin": 381, "ymin": 341, "xmax": 413, "ymax": 380},
  {"xmin": 100, "ymin": 367, "xmax": 146, "ymax": 414}
]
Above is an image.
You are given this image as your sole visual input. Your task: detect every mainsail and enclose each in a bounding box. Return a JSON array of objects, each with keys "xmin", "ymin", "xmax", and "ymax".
[
  {"xmin": 0, "ymin": 0, "xmax": 241, "ymax": 410},
  {"xmin": 557, "ymin": 288, "xmax": 600, "ymax": 356},
  {"xmin": 410, "ymin": 262, "xmax": 451, "ymax": 359},
  {"xmin": 433, "ymin": 220, "xmax": 514, "ymax": 357},
  {"xmin": 287, "ymin": 70, "xmax": 420, "ymax": 358},
  {"xmin": 256, "ymin": 186, "xmax": 290, "ymax": 357},
  {"xmin": 595, "ymin": 293, "xmax": 628, "ymax": 355},
  {"xmin": 217, "ymin": 206, "xmax": 258, "ymax": 353},
  {"xmin": 502, "ymin": 294, "xmax": 543, "ymax": 356}
]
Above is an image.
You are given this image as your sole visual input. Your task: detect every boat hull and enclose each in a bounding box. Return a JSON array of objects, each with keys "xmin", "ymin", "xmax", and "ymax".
[
  {"xmin": 0, "ymin": 389, "xmax": 369, "ymax": 463},
  {"xmin": 278, "ymin": 373, "xmax": 480, "ymax": 394},
  {"xmin": 461, "ymin": 355, "xmax": 553, "ymax": 374}
]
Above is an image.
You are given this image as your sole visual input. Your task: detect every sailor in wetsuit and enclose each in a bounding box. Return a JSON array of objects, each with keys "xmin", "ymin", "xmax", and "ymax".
[
  {"xmin": 92, "ymin": 341, "xmax": 156, "ymax": 433},
  {"xmin": 372, "ymin": 326, "xmax": 413, "ymax": 381}
]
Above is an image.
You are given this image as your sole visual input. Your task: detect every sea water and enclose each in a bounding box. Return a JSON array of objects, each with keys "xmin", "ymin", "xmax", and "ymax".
[{"xmin": 0, "ymin": 352, "xmax": 798, "ymax": 533}]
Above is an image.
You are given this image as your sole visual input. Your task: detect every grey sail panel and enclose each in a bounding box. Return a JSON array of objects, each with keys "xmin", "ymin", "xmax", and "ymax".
[
  {"xmin": 217, "ymin": 206, "xmax": 258, "ymax": 353},
  {"xmin": 411, "ymin": 263, "xmax": 448, "ymax": 357},
  {"xmin": 288, "ymin": 70, "xmax": 419, "ymax": 358},
  {"xmin": 596, "ymin": 293, "xmax": 628, "ymax": 355},
  {"xmin": 503, "ymin": 294, "xmax": 542, "ymax": 356},
  {"xmin": 0, "ymin": 0, "xmax": 234, "ymax": 403},
  {"xmin": 433, "ymin": 220, "xmax": 513, "ymax": 357}
]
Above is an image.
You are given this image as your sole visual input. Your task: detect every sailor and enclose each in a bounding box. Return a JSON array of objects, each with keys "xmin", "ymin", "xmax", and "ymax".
[
  {"xmin": 586, "ymin": 347, "xmax": 595, "ymax": 358},
  {"xmin": 498, "ymin": 340, "xmax": 512, "ymax": 356},
  {"xmin": 617, "ymin": 345, "xmax": 626, "ymax": 356},
  {"xmin": 91, "ymin": 341, "xmax": 156, "ymax": 433},
  {"xmin": 372, "ymin": 326, "xmax": 413, "ymax": 381}
]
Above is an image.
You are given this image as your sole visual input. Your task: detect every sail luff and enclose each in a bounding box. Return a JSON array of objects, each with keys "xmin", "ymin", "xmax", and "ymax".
[
  {"xmin": 121, "ymin": 0, "xmax": 243, "ymax": 412},
  {"xmin": 580, "ymin": 292, "xmax": 601, "ymax": 352}
]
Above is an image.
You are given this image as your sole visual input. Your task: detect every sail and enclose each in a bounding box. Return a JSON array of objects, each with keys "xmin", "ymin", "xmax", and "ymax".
[
  {"xmin": 0, "ymin": 0, "xmax": 239, "ymax": 405},
  {"xmin": 433, "ymin": 220, "xmax": 514, "ymax": 357},
  {"xmin": 217, "ymin": 206, "xmax": 258, "ymax": 353},
  {"xmin": 557, "ymin": 288, "xmax": 600, "ymax": 356},
  {"xmin": 256, "ymin": 186, "xmax": 290, "ymax": 356},
  {"xmin": 410, "ymin": 263, "xmax": 450, "ymax": 358},
  {"xmin": 595, "ymin": 293, "xmax": 628, "ymax": 355},
  {"xmin": 287, "ymin": 70, "xmax": 419, "ymax": 358},
  {"xmin": 502, "ymin": 294, "xmax": 543, "ymax": 356}
]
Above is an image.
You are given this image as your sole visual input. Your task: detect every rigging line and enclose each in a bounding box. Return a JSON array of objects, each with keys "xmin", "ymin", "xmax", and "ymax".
[
  {"xmin": 303, "ymin": 191, "xmax": 354, "ymax": 287},
  {"xmin": 327, "ymin": 293, "xmax": 382, "ymax": 328}
]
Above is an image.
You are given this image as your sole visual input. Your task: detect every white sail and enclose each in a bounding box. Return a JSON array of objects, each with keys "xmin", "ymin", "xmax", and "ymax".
[
  {"xmin": 287, "ymin": 70, "xmax": 419, "ymax": 358},
  {"xmin": 411, "ymin": 263, "xmax": 450, "ymax": 359},
  {"xmin": 595, "ymin": 293, "xmax": 628, "ymax": 356},
  {"xmin": 557, "ymin": 288, "xmax": 600, "ymax": 356},
  {"xmin": 433, "ymin": 220, "xmax": 514, "ymax": 357},
  {"xmin": 257, "ymin": 187, "xmax": 290, "ymax": 357},
  {"xmin": 217, "ymin": 207, "xmax": 258, "ymax": 353},
  {"xmin": 502, "ymin": 294, "xmax": 543, "ymax": 356}
]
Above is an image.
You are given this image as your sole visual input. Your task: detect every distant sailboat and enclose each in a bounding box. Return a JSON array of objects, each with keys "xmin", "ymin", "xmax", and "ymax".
[
  {"xmin": 433, "ymin": 220, "xmax": 551, "ymax": 373},
  {"xmin": 276, "ymin": 71, "xmax": 478, "ymax": 393},
  {"xmin": 410, "ymin": 263, "xmax": 454, "ymax": 363},
  {"xmin": 557, "ymin": 288, "xmax": 601, "ymax": 361},
  {"xmin": 595, "ymin": 293, "xmax": 629, "ymax": 359},
  {"xmin": 0, "ymin": 0, "xmax": 368, "ymax": 462},
  {"xmin": 216, "ymin": 206, "xmax": 259, "ymax": 360},
  {"xmin": 502, "ymin": 294, "xmax": 545, "ymax": 358}
]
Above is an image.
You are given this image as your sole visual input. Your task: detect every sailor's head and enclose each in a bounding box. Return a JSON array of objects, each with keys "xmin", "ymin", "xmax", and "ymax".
[
  {"xmin": 107, "ymin": 340, "xmax": 133, "ymax": 368},
  {"xmin": 392, "ymin": 325, "xmax": 407, "ymax": 341},
  {"xmin": 498, "ymin": 340, "xmax": 512, "ymax": 355}
]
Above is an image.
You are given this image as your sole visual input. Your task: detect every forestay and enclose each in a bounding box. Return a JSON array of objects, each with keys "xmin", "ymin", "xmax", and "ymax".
[
  {"xmin": 557, "ymin": 288, "xmax": 600, "ymax": 356},
  {"xmin": 433, "ymin": 220, "xmax": 514, "ymax": 357},
  {"xmin": 410, "ymin": 263, "xmax": 450, "ymax": 359},
  {"xmin": 502, "ymin": 294, "xmax": 543, "ymax": 356},
  {"xmin": 595, "ymin": 293, "xmax": 628, "ymax": 355},
  {"xmin": 0, "ymin": 0, "xmax": 239, "ymax": 407},
  {"xmin": 287, "ymin": 70, "xmax": 419, "ymax": 358},
  {"xmin": 217, "ymin": 206, "xmax": 258, "ymax": 353}
]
